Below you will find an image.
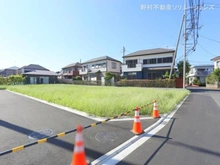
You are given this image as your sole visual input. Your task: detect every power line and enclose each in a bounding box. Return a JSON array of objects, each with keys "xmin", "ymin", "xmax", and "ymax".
[
  {"xmin": 197, "ymin": 43, "xmax": 216, "ymax": 57},
  {"xmin": 199, "ymin": 35, "xmax": 220, "ymax": 44}
]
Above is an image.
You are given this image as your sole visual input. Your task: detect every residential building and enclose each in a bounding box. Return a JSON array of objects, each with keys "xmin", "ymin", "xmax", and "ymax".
[
  {"xmin": 122, "ymin": 48, "xmax": 175, "ymax": 79},
  {"xmin": 0, "ymin": 66, "xmax": 19, "ymax": 77},
  {"xmin": 187, "ymin": 65, "xmax": 214, "ymax": 85},
  {"xmin": 23, "ymin": 70, "xmax": 58, "ymax": 84},
  {"xmin": 18, "ymin": 64, "xmax": 58, "ymax": 84},
  {"xmin": 61, "ymin": 62, "xmax": 81, "ymax": 79},
  {"xmin": 79, "ymin": 56, "xmax": 121, "ymax": 81},
  {"xmin": 211, "ymin": 56, "xmax": 220, "ymax": 69},
  {"xmin": 18, "ymin": 64, "xmax": 49, "ymax": 74}
]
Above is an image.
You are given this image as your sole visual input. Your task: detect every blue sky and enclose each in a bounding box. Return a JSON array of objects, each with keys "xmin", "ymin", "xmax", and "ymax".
[{"xmin": 0, "ymin": 0, "xmax": 219, "ymax": 71}]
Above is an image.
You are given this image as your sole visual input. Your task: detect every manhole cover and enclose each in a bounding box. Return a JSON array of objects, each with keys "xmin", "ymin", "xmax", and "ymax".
[
  {"xmin": 95, "ymin": 132, "xmax": 118, "ymax": 143},
  {"xmin": 28, "ymin": 129, "xmax": 53, "ymax": 140}
]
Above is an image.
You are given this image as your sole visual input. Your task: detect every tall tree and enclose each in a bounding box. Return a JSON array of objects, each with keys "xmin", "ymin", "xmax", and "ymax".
[{"xmin": 177, "ymin": 60, "xmax": 191, "ymax": 77}]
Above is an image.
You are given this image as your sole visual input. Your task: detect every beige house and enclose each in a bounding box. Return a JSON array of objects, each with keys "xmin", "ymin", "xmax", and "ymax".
[
  {"xmin": 211, "ymin": 56, "xmax": 220, "ymax": 69},
  {"xmin": 79, "ymin": 56, "xmax": 121, "ymax": 81}
]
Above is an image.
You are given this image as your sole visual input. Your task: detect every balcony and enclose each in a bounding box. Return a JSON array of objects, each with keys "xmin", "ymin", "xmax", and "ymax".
[
  {"xmin": 79, "ymin": 69, "xmax": 88, "ymax": 75},
  {"xmin": 122, "ymin": 63, "xmax": 143, "ymax": 72}
]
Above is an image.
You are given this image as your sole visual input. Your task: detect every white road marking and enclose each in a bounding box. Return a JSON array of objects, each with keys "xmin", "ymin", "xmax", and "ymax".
[
  {"xmin": 6, "ymin": 90, "xmax": 155, "ymax": 122},
  {"xmin": 7, "ymin": 90, "xmax": 105, "ymax": 121},
  {"xmin": 91, "ymin": 95, "xmax": 189, "ymax": 165}
]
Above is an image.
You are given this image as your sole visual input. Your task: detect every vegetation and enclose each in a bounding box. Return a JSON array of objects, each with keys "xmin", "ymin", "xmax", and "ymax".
[
  {"xmin": 116, "ymin": 79, "xmax": 176, "ymax": 88},
  {"xmin": 162, "ymin": 71, "xmax": 177, "ymax": 79},
  {"xmin": 0, "ymin": 75, "xmax": 26, "ymax": 85},
  {"xmin": 73, "ymin": 76, "xmax": 82, "ymax": 81},
  {"xmin": 206, "ymin": 72, "xmax": 216, "ymax": 84},
  {"xmin": 213, "ymin": 68, "xmax": 220, "ymax": 82},
  {"xmin": 177, "ymin": 60, "xmax": 191, "ymax": 77},
  {"xmin": 7, "ymin": 84, "xmax": 189, "ymax": 117},
  {"xmin": 193, "ymin": 78, "xmax": 201, "ymax": 85}
]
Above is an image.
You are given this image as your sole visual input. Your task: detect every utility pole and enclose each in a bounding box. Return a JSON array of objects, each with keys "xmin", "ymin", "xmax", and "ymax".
[
  {"xmin": 183, "ymin": 0, "xmax": 187, "ymax": 89},
  {"xmin": 169, "ymin": 15, "xmax": 184, "ymax": 79},
  {"xmin": 123, "ymin": 46, "xmax": 125, "ymax": 63}
]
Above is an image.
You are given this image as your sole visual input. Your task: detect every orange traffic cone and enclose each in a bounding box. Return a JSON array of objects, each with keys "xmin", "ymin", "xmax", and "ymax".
[
  {"xmin": 71, "ymin": 125, "xmax": 87, "ymax": 165},
  {"xmin": 131, "ymin": 107, "xmax": 144, "ymax": 135},
  {"xmin": 152, "ymin": 100, "xmax": 160, "ymax": 118}
]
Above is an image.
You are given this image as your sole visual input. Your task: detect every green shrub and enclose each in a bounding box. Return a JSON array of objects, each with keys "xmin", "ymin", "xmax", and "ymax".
[
  {"xmin": 115, "ymin": 79, "xmax": 175, "ymax": 88},
  {"xmin": 193, "ymin": 78, "xmax": 200, "ymax": 85},
  {"xmin": 206, "ymin": 72, "xmax": 215, "ymax": 84},
  {"xmin": 213, "ymin": 68, "xmax": 220, "ymax": 82},
  {"xmin": 75, "ymin": 76, "xmax": 82, "ymax": 81}
]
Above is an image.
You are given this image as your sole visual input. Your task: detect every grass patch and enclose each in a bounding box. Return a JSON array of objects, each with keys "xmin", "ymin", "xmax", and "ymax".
[
  {"xmin": 0, "ymin": 85, "xmax": 8, "ymax": 90},
  {"xmin": 7, "ymin": 84, "xmax": 190, "ymax": 117}
]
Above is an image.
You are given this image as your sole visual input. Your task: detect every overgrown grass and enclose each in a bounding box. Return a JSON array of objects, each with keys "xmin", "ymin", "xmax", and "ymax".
[
  {"xmin": 0, "ymin": 85, "xmax": 7, "ymax": 90},
  {"xmin": 7, "ymin": 84, "xmax": 190, "ymax": 117}
]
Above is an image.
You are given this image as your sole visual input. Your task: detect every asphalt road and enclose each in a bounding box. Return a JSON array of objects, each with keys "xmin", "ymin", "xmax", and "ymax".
[
  {"xmin": 0, "ymin": 90, "xmax": 156, "ymax": 165},
  {"xmin": 118, "ymin": 87, "xmax": 220, "ymax": 165}
]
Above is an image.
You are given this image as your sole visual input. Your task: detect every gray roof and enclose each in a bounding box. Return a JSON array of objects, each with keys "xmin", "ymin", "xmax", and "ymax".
[
  {"xmin": 19, "ymin": 64, "xmax": 49, "ymax": 71},
  {"xmin": 6, "ymin": 66, "xmax": 19, "ymax": 70},
  {"xmin": 190, "ymin": 65, "xmax": 214, "ymax": 68},
  {"xmin": 211, "ymin": 56, "xmax": 220, "ymax": 61},
  {"xmin": 123, "ymin": 48, "xmax": 175, "ymax": 57},
  {"xmin": 82, "ymin": 56, "xmax": 121, "ymax": 64},
  {"xmin": 62, "ymin": 62, "xmax": 81, "ymax": 69},
  {"xmin": 23, "ymin": 70, "xmax": 58, "ymax": 76}
]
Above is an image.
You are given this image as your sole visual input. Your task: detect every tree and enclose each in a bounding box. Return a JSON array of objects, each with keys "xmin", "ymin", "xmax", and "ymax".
[
  {"xmin": 177, "ymin": 60, "xmax": 191, "ymax": 77},
  {"xmin": 213, "ymin": 68, "xmax": 220, "ymax": 82},
  {"xmin": 163, "ymin": 71, "xmax": 169, "ymax": 79}
]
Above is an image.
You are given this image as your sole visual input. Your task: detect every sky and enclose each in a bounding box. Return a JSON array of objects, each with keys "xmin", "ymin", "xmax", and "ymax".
[{"xmin": 0, "ymin": 0, "xmax": 220, "ymax": 71}]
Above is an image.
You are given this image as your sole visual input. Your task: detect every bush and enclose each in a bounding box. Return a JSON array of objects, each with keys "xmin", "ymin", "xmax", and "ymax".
[
  {"xmin": 213, "ymin": 68, "xmax": 220, "ymax": 82},
  {"xmin": 193, "ymin": 78, "xmax": 200, "ymax": 85},
  {"xmin": 115, "ymin": 79, "xmax": 176, "ymax": 88},
  {"xmin": 75, "ymin": 76, "xmax": 82, "ymax": 81},
  {"xmin": 206, "ymin": 72, "xmax": 216, "ymax": 84}
]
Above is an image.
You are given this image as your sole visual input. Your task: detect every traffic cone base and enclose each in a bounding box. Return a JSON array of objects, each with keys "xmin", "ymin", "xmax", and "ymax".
[
  {"xmin": 131, "ymin": 107, "xmax": 144, "ymax": 135},
  {"xmin": 131, "ymin": 122, "xmax": 144, "ymax": 135}
]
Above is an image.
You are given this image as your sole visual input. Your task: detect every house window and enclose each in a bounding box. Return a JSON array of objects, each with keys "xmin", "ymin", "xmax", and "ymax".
[
  {"xmin": 126, "ymin": 60, "xmax": 137, "ymax": 68},
  {"xmin": 163, "ymin": 57, "xmax": 173, "ymax": 63},
  {"xmin": 82, "ymin": 66, "xmax": 87, "ymax": 71},
  {"xmin": 143, "ymin": 59, "xmax": 149, "ymax": 64},
  {"xmin": 157, "ymin": 58, "xmax": 162, "ymax": 63},
  {"xmin": 127, "ymin": 72, "xmax": 136, "ymax": 79},
  {"xmin": 112, "ymin": 62, "xmax": 117, "ymax": 69},
  {"xmin": 150, "ymin": 59, "xmax": 156, "ymax": 64},
  {"xmin": 147, "ymin": 72, "xmax": 163, "ymax": 79}
]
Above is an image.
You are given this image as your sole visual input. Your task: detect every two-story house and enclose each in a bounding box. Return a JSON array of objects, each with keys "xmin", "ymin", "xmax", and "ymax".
[
  {"xmin": 211, "ymin": 56, "xmax": 220, "ymax": 69},
  {"xmin": 79, "ymin": 56, "xmax": 121, "ymax": 81},
  {"xmin": 18, "ymin": 64, "xmax": 58, "ymax": 84},
  {"xmin": 187, "ymin": 65, "xmax": 214, "ymax": 85},
  {"xmin": 122, "ymin": 48, "xmax": 175, "ymax": 79},
  {"xmin": 0, "ymin": 66, "xmax": 19, "ymax": 77},
  {"xmin": 61, "ymin": 62, "xmax": 81, "ymax": 79}
]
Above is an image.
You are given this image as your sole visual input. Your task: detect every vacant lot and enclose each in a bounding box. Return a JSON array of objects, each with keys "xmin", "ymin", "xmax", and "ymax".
[{"xmin": 6, "ymin": 85, "xmax": 189, "ymax": 117}]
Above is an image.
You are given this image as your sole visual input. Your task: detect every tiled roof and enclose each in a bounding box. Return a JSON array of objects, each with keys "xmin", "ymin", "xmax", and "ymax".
[
  {"xmin": 211, "ymin": 56, "xmax": 220, "ymax": 61},
  {"xmin": 82, "ymin": 56, "xmax": 121, "ymax": 64},
  {"xmin": 23, "ymin": 70, "xmax": 58, "ymax": 76},
  {"xmin": 123, "ymin": 48, "xmax": 175, "ymax": 57},
  {"xmin": 19, "ymin": 64, "xmax": 49, "ymax": 71},
  {"xmin": 62, "ymin": 62, "xmax": 81, "ymax": 69}
]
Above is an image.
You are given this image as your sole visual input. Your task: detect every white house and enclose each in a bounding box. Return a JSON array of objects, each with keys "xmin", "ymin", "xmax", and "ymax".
[
  {"xmin": 79, "ymin": 56, "xmax": 121, "ymax": 81},
  {"xmin": 211, "ymin": 56, "xmax": 220, "ymax": 69},
  {"xmin": 187, "ymin": 65, "xmax": 214, "ymax": 85},
  {"xmin": 121, "ymin": 48, "xmax": 175, "ymax": 79}
]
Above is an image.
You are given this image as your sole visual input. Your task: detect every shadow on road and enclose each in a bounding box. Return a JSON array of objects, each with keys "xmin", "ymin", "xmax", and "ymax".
[
  {"xmin": 0, "ymin": 120, "xmax": 102, "ymax": 160},
  {"xmin": 143, "ymin": 118, "xmax": 176, "ymax": 165},
  {"xmin": 187, "ymin": 87, "xmax": 220, "ymax": 93}
]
